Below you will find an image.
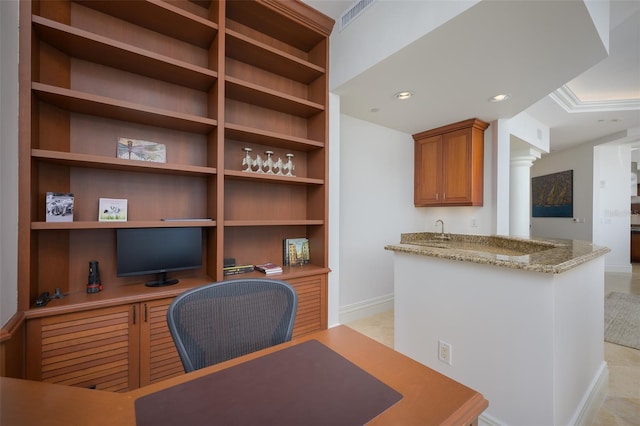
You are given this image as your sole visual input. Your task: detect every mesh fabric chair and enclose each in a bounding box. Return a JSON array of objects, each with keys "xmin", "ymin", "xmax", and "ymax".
[{"xmin": 167, "ymin": 278, "xmax": 298, "ymax": 373}]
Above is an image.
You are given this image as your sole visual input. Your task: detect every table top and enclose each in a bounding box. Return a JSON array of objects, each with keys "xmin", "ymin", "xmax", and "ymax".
[{"xmin": 1, "ymin": 326, "xmax": 487, "ymax": 425}]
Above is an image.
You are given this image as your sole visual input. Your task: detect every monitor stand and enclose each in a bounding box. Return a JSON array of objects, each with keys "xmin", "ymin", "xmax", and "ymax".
[{"xmin": 145, "ymin": 272, "xmax": 179, "ymax": 287}]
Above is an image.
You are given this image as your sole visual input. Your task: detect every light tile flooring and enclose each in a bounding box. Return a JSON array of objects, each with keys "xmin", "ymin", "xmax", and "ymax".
[{"xmin": 346, "ymin": 267, "xmax": 640, "ymax": 425}]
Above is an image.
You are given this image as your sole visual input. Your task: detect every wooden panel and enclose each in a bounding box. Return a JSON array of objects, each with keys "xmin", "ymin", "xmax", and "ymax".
[
  {"xmin": 289, "ymin": 274, "xmax": 326, "ymax": 337},
  {"xmin": 631, "ymin": 231, "xmax": 640, "ymax": 262},
  {"xmin": 414, "ymin": 135, "xmax": 441, "ymax": 205},
  {"xmin": 28, "ymin": 305, "xmax": 138, "ymax": 391},
  {"xmin": 139, "ymin": 299, "xmax": 183, "ymax": 386},
  {"xmin": 442, "ymin": 129, "xmax": 471, "ymax": 203}
]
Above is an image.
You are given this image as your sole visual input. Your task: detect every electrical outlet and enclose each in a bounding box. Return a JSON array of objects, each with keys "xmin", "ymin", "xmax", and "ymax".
[{"xmin": 438, "ymin": 340, "xmax": 452, "ymax": 365}]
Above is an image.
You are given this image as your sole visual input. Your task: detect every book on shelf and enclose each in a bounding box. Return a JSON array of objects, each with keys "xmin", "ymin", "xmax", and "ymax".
[
  {"xmin": 283, "ymin": 238, "xmax": 310, "ymax": 266},
  {"xmin": 117, "ymin": 137, "xmax": 166, "ymax": 163},
  {"xmin": 254, "ymin": 262, "xmax": 283, "ymax": 275},
  {"xmin": 98, "ymin": 198, "xmax": 128, "ymax": 222},
  {"xmin": 223, "ymin": 264, "xmax": 254, "ymax": 276}
]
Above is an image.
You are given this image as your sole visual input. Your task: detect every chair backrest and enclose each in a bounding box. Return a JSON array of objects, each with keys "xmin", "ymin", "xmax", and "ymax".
[{"xmin": 167, "ymin": 278, "xmax": 298, "ymax": 373}]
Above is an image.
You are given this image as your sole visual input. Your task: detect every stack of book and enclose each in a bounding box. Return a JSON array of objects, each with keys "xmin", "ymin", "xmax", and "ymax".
[
  {"xmin": 223, "ymin": 263, "xmax": 254, "ymax": 276},
  {"xmin": 254, "ymin": 262, "xmax": 283, "ymax": 275}
]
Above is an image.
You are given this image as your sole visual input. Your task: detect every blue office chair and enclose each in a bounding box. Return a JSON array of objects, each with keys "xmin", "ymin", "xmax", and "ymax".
[{"xmin": 167, "ymin": 278, "xmax": 298, "ymax": 373}]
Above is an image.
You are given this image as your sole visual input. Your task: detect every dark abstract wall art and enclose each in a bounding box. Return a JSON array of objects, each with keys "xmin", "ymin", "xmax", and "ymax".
[{"xmin": 532, "ymin": 170, "xmax": 573, "ymax": 218}]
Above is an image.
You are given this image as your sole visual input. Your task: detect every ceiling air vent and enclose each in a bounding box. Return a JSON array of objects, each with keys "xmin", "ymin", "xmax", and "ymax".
[{"xmin": 339, "ymin": 0, "xmax": 376, "ymax": 32}]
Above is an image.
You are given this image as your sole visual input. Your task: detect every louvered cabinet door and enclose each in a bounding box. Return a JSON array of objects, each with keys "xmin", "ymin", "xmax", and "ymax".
[
  {"xmin": 289, "ymin": 275, "xmax": 328, "ymax": 338},
  {"xmin": 139, "ymin": 298, "xmax": 184, "ymax": 386},
  {"xmin": 26, "ymin": 305, "xmax": 139, "ymax": 392}
]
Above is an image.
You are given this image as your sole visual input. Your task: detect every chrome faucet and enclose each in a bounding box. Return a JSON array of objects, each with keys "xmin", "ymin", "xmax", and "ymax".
[{"xmin": 435, "ymin": 219, "xmax": 445, "ymax": 238}]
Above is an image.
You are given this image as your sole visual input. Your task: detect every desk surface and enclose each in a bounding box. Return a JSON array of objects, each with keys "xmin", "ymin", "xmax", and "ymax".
[{"xmin": 1, "ymin": 326, "xmax": 487, "ymax": 425}]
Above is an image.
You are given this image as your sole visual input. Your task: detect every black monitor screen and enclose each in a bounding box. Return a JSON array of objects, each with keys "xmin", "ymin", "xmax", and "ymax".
[{"xmin": 117, "ymin": 227, "xmax": 202, "ymax": 287}]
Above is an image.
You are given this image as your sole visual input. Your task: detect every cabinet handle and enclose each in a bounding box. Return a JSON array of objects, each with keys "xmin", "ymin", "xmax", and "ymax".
[
  {"xmin": 144, "ymin": 304, "xmax": 148, "ymax": 322},
  {"xmin": 436, "ymin": 193, "xmax": 439, "ymax": 200},
  {"xmin": 132, "ymin": 305, "xmax": 136, "ymax": 325},
  {"xmin": 443, "ymin": 192, "xmax": 446, "ymax": 200}
]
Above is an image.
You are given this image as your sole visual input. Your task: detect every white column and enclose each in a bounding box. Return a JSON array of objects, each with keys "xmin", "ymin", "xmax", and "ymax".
[{"xmin": 510, "ymin": 148, "xmax": 541, "ymax": 238}]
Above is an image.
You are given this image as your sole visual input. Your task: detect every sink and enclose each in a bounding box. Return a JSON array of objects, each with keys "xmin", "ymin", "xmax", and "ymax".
[{"xmin": 406, "ymin": 234, "xmax": 560, "ymax": 257}]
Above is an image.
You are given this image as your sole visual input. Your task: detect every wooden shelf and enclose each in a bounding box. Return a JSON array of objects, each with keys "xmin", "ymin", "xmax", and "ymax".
[
  {"xmin": 33, "ymin": 16, "xmax": 217, "ymax": 91},
  {"xmin": 74, "ymin": 0, "xmax": 218, "ymax": 48},
  {"xmin": 224, "ymin": 220, "xmax": 324, "ymax": 227},
  {"xmin": 225, "ymin": 123, "xmax": 323, "ymax": 151},
  {"xmin": 31, "ymin": 220, "xmax": 217, "ymax": 230},
  {"xmin": 224, "ymin": 169, "xmax": 323, "ymax": 185},
  {"xmin": 222, "ymin": 264, "xmax": 331, "ymax": 282},
  {"xmin": 226, "ymin": 77, "xmax": 324, "ymax": 118},
  {"xmin": 32, "ymin": 149, "xmax": 217, "ymax": 176},
  {"xmin": 226, "ymin": 28, "xmax": 323, "ymax": 84},
  {"xmin": 225, "ymin": 0, "xmax": 332, "ymax": 51},
  {"xmin": 32, "ymin": 83, "xmax": 217, "ymax": 134}
]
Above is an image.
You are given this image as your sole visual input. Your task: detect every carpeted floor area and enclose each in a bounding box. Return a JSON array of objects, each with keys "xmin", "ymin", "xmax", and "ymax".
[{"xmin": 605, "ymin": 292, "xmax": 640, "ymax": 350}]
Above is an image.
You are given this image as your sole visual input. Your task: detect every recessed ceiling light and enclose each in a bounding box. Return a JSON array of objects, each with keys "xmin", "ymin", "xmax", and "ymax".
[
  {"xmin": 394, "ymin": 91, "xmax": 414, "ymax": 100},
  {"xmin": 489, "ymin": 94, "xmax": 511, "ymax": 102}
]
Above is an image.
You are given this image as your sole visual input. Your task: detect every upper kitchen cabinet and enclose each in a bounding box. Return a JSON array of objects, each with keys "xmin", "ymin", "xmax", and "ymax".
[{"xmin": 413, "ymin": 118, "xmax": 489, "ymax": 206}]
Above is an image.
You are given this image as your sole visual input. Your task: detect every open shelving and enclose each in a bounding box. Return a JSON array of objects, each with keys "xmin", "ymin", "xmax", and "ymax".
[{"xmin": 19, "ymin": 0, "xmax": 333, "ymax": 346}]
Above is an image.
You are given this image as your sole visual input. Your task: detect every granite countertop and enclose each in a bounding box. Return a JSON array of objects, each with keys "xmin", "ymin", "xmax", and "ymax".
[{"xmin": 384, "ymin": 232, "xmax": 610, "ymax": 274}]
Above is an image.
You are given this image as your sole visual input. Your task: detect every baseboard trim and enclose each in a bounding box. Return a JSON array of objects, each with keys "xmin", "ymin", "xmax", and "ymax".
[
  {"xmin": 479, "ymin": 412, "xmax": 504, "ymax": 426},
  {"xmin": 339, "ymin": 294, "xmax": 394, "ymax": 324},
  {"xmin": 605, "ymin": 264, "xmax": 632, "ymax": 273},
  {"xmin": 569, "ymin": 361, "xmax": 609, "ymax": 426}
]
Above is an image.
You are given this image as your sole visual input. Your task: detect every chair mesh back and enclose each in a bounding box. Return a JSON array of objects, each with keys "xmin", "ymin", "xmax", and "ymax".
[{"xmin": 167, "ymin": 279, "xmax": 298, "ymax": 373}]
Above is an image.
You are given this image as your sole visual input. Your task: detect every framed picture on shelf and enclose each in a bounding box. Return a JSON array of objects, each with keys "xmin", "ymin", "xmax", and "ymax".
[
  {"xmin": 98, "ymin": 198, "xmax": 128, "ymax": 222},
  {"xmin": 45, "ymin": 192, "xmax": 74, "ymax": 222},
  {"xmin": 117, "ymin": 137, "xmax": 166, "ymax": 163},
  {"xmin": 283, "ymin": 238, "xmax": 310, "ymax": 266}
]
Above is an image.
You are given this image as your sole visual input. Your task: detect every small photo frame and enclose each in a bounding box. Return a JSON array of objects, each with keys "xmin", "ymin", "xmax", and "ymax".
[
  {"xmin": 98, "ymin": 198, "xmax": 128, "ymax": 222},
  {"xmin": 117, "ymin": 137, "xmax": 166, "ymax": 163},
  {"xmin": 46, "ymin": 192, "xmax": 74, "ymax": 222}
]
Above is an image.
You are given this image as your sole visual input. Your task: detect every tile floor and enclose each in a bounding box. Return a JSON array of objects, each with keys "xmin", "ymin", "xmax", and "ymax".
[{"xmin": 346, "ymin": 267, "xmax": 640, "ymax": 425}]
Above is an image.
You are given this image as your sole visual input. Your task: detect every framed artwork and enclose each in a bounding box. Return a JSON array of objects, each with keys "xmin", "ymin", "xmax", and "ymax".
[{"xmin": 531, "ymin": 170, "xmax": 573, "ymax": 217}]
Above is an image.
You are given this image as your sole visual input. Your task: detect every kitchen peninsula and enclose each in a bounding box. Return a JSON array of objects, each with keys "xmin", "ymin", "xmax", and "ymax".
[{"xmin": 385, "ymin": 233, "xmax": 610, "ymax": 426}]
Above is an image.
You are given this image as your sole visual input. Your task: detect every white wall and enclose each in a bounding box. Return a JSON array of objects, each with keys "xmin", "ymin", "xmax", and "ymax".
[
  {"xmin": 329, "ymin": 0, "xmax": 477, "ymax": 91},
  {"xmin": 531, "ymin": 145, "xmax": 594, "ymax": 242},
  {"xmin": 338, "ymin": 114, "xmax": 496, "ymax": 322},
  {"xmin": 338, "ymin": 115, "xmax": 418, "ymax": 321},
  {"xmin": 532, "ymin": 141, "xmax": 631, "ymax": 272},
  {"xmin": 0, "ymin": 0, "xmax": 19, "ymax": 327},
  {"xmin": 593, "ymin": 144, "xmax": 632, "ymax": 273},
  {"xmin": 393, "ymin": 252, "xmax": 607, "ymax": 425}
]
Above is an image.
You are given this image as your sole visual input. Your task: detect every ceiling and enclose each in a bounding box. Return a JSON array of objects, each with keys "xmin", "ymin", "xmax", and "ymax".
[{"xmin": 304, "ymin": 0, "xmax": 640, "ymax": 154}]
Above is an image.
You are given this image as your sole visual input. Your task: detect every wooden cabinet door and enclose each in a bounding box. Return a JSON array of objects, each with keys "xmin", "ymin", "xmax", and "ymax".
[
  {"xmin": 139, "ymin": 298, "xmax": 184, "ymax": 386},
  {"xmin": 631, "ymin": 231, "xmax": 640, "ymax": 262},
  {"xmin": 26, "ymin": 305, "xmax": 139, "ymax": 392},
  {"xmin": 441, "ymin": 128, "xmax": 472, "ymax": 204},
  {"xmin": 289, "ymin": 275, "xmax": 328, "ymax": 338},
  {"xmin": 414, "ymin": 135, "xmax": 442, "ymax": 206}
]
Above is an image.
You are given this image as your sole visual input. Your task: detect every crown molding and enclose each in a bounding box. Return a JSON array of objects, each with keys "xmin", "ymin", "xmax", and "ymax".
[{"xmin": 550, "ymin": 84, "xmax": 640, "ymax": 113}]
